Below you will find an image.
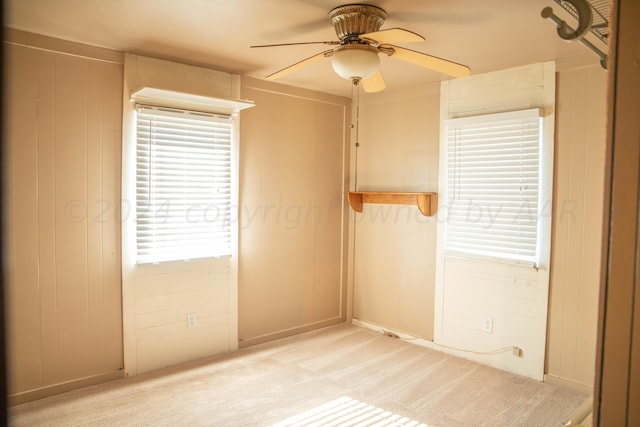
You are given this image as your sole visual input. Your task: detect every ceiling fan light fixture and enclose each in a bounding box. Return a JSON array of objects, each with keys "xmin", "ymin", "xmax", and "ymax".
[
  {"xmin": 331, "ymin": 44, "xmax": 380, "ymax": 80},
  {"xmin": 254, "ymin": 3, "xmax": 471, "ymax": 91}
]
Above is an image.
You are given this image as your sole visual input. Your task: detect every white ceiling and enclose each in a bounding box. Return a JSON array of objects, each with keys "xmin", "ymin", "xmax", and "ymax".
[{"xmin": 5, "ymin": 0, "xmax": 607, "ymax": 98}]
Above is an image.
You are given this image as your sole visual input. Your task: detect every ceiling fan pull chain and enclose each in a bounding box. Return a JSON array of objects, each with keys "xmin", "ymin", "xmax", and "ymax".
[{"xmin": 352, "ymin": 80, "xmax": 361, "ymax": 192}]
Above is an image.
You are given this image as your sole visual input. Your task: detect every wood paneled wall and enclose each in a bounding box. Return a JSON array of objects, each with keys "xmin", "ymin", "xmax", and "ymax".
[
  {"xmin": 238, "ymin": 77, "xmax": 350, "ymax": 346},
  {"xmin": 352, "ymin": 84, "xmax": 440, "ymax": 340},
  {"xmin": 546, "ymin": 64, "xmax": 607, "ymax": 389},
  {"xmin": 4, "ymin": 36, "xmax": 124, "ymax": 402}
]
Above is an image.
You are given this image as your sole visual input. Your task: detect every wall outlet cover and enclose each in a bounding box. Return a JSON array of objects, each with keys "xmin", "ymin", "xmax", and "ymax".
[
  {"xmin": 187, "ymin": 313, "xmax": 197, "ymax": 329},
  {"xmin": 482, "ymin": 317, "xmax": 493, "ymax": 333}
]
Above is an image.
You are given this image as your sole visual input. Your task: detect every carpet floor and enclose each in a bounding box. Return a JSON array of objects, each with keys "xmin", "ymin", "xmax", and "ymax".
[{"xmin": 9, "ymin": 323, "xmax": 587, "ymax": 426}]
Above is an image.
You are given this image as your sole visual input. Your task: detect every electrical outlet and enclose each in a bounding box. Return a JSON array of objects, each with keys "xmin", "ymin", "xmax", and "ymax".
[
  {"xmin": 187, "ymin": 313, "xmax": 197, "ymax": 329},
  {"xmin": 512, "ymin": 347, "xmax": 523, "ymax": 357},
  {"xmin": 482, "ymin": 317, "xmax": 493, "ymax": 333}
]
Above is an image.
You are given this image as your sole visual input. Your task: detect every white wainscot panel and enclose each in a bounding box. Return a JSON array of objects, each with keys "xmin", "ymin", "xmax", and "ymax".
[
  {"xmin": 132, "ymin": 258, "xmax": 231, "ymax": 373},
  {"xmin": 440, "ymin": 257, "xmax": 544, "ymax": 379}
]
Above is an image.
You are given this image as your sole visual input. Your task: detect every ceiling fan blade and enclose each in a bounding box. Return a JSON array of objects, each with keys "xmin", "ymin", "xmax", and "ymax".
[
  {"xmin": 266, "ymin": 50, "xmax": 332, "ymax": 80},
  {"xmin": 389, "ymin": 45, "xmax": 471, "ymax": 78},
  {"xmin": 362, "ymin": 69, "xmax": 386, "ymax": 93},
  {"xmin": 360, "ymin": 28, "xmax": 425, "ymax": 44},
  {"xmin": 251, "ymin": 41, "xmax": 339, "ymax": 48}
]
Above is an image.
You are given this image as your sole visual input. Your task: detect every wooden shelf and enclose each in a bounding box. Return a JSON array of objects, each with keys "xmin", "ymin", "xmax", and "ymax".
[{"xmin": 348, "ymin": 192, "xmax": 437, "ymax": 216}]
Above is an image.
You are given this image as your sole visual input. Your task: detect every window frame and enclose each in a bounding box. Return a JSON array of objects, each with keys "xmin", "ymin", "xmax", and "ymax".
[{"xmin": 124, "ymin": 87, "xmax": 254, "ymax": 267}]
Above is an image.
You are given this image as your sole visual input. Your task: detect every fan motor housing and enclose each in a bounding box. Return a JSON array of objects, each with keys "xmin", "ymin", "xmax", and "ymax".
[{"xmin": 329, "ymin": 4, "xmax": 387, "ymax": 41}]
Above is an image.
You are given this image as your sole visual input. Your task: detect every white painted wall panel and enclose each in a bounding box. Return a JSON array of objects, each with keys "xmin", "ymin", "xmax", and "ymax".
[
  {"xmin": 121, "ymin": 54, "xmax": 238, "ymax": 375},
  {"xmin": 442, "ymin": 258, "xmax": 541, "ymax": 379},
  {"xmin": 436, "ymin": 62, "xmax": 556, "ymax": 380}
]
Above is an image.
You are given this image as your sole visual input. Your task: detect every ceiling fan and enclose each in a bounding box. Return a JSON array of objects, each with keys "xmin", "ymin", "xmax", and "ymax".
[{"xmin": 251, "ymin": 3, "xmax": 471, "ymax": 93}]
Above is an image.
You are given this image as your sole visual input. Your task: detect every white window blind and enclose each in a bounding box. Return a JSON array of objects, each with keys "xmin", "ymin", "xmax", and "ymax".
[
  {"xmin": 136, "ymin": 105, "xmax": 233, "ymax": 264},
  {"xmin": 444, "ymin": 109, "xmax": 543, "ymax": 263}
]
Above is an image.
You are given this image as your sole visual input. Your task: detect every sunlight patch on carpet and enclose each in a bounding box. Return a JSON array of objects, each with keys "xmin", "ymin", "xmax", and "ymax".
[{"xmin": 272, "ymin": 396, "xmax": 431, "ymax": 427}]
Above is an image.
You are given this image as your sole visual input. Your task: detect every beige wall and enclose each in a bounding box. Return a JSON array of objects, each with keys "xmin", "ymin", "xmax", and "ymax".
[
  {"xmin": 3, "ymin": 32, "xmax": 351, "ymax": 400},
  {"xmin": 546, "ymin": 63, "xmax": 607, "ymax": 389},
  {"xmin": 4, "ymin": 33, "xmax": 124, "ymax": 402},
  {"xmin": 3, "ymin": 27, "xmax": 606, "ymax": 402},
  {"xmin": 238, "ymin": 77, "xmax": 350, "ymax": 346},
  {"xmin": 352, "ymin": 84, "xmax": 440, "ymax": 339}
]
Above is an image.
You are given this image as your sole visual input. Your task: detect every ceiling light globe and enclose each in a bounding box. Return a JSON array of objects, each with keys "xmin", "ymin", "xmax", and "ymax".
[{"xmin": 331, "ymin": 44, "xmax": 380, "ymax": 80}]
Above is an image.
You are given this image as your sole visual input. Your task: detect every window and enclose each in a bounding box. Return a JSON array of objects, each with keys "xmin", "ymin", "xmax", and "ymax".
[
  {"xmin": 135, "ymin": 105, "xmax": 233, "ymax": 264},
  {"xmin": 444, "ymin": 108, "xmax": 543, "ymax": 264}
]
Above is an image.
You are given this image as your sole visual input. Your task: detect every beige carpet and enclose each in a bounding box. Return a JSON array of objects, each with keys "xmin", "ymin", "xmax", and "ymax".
[{"xmin": 10, "ymin": 324, "xmax": 587, "ymax": 426}]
